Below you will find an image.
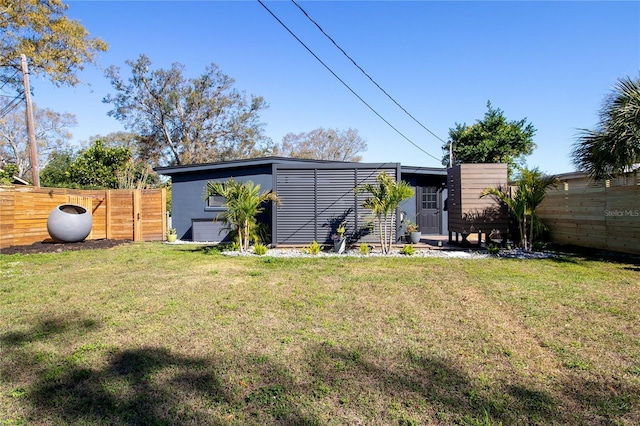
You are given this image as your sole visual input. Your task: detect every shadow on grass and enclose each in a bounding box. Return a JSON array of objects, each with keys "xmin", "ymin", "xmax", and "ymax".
[
  {"xmin": 303, "ymin": 341, "xmax": 639, "ymax": 425},
  {"xmin": 304, "ymin": 341, "xmax": 560, "ymax": 424},
  {"xmin": 1, "ymin": 316, "xmax": 319, "ymax": 425},
  {"xmin": 1, "ymin": 315, "xmax": 99, "ymax": 347},
  {"xmin": 28, "ymin": 347, "xmax": 237, "ymax": 425},
  {"xmin": 546, "ymin": 243, "xmax": 640, "ymax": 268},
  {"xmin": 3, "ymin": 317, "xmax": 638, "ymax": 424}
]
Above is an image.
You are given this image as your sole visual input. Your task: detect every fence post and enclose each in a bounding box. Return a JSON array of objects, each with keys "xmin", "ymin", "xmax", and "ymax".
[
  {"xmin": 105, "ymin": 190, "xmax": 112, "ymax": 239},
  {"xmin": 133, "ymin": 189, "xmax": 142, "ymax": 241},
  {"xmin": 161, "ymin": 187, "xmax": 167, "ymax": 239}
]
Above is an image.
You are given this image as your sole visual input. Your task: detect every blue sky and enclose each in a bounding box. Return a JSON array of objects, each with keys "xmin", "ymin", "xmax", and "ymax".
[{"xmin": 29, "ymin": 1, "xmax": 639, "ymax": 175}]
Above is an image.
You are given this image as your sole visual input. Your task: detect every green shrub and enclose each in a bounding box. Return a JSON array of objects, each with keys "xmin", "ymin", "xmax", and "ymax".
[
  {"xmin": 304, "ymin": 241, "xmax": 321, "ymax": 255},
  {"xmin": 225, "ymin": 241, "xmax": 240, "ymax": 252},
  {"xmin": 253, "ymin": 243, "xmax": 268, "ymax": 256},
  {"xmin": 0, "ymin": 163, "xmax": 19, "ymax": 185},
  {"xmin": 201, "ymin": 246, "xmax": 223, "ymax": 255},
  {"xmin": 359, "ymin": 243, "xmax": 371, "ymax": 255},
  {"xmin": 487, "ymin": 244, "xmax": 501, "ymax": 255},
  {"xmin": 532, "ymin": 241, "xmax": 548, "ymax": 251},
  {"xmin": 400, "ymin": 245, "xmax": 415, "ymax": 256}
]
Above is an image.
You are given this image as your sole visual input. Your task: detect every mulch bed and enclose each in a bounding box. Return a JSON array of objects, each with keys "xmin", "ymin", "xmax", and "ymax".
[{"xmin": 0, "ymin": 239, "xmax": 131, "ymax": 255}]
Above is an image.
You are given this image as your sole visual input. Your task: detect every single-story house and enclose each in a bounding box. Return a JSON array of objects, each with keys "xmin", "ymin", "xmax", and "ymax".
[{"xmin": 155, "ymin": 157, "xmax": 449, "ymax": 246}]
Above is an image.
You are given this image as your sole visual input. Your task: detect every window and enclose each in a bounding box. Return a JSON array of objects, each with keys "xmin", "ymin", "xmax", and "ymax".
[
  {"xmin": 422, "ymin": 187, "xmax": 437, "ymax": 210},
  {"xmin": 207, "ymin": 195, "xmax": 226, "ymax": 208}
]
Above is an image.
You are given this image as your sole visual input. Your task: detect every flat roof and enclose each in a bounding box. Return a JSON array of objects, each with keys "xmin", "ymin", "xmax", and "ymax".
[
  {"xmin": 401, "ymin": 165, "xmax": 448, "ymax": 176},
  {"xmin": 154, "ymin": 156, "xmax": 355, "ymax": 175},
  {"xmin": 155, "ymin": 157, "xmax": 448, "ymax": 176}
]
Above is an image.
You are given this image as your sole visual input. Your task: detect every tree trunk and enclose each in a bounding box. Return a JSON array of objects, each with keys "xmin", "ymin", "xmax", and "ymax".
[
  {"xmin": 388, "ymin": 211, "xmax": 396, "ymax": 253},
  {"xmin": 378, "ymin": 218, "xmax": 385, "ymax": 254},
  {"xmin": 243, "ymin": 220, "xmax": 250, "ymax": 251},
  {"xmin": 529, "ymin": 215, "xmax": 535, "ymax": 251},
  {"xmin": 161, "ymin": 123, "xmax": 182, "ymax": 165}
]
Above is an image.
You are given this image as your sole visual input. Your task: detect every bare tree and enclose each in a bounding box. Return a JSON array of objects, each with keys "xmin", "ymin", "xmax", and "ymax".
[
  {"xmin": 0, "ymin": 99, "xmax": 76, "ymax": 179},
  {"xmin": 274, "ymin": 127, "xmax": 367, "ymax": 161},
  {"xmin": 103, "ymin": 54, "xmax": 271, "ymax": 166}
]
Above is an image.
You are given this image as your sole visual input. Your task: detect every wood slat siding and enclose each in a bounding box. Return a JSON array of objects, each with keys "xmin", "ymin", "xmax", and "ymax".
[
  {"xmin": 538, "ymin": 185, "xmax": 640, "ymax": 255},
  {"xmin": 274, "ymin": 167, "xmax": 395, "ymax": 246},
  {"xmin": 0, "ymin": 186, "xmax": 166, "ymax": 249},
  {"xmin": 447, "ymin": 164, "xmax": 509, "ymax": 236}
]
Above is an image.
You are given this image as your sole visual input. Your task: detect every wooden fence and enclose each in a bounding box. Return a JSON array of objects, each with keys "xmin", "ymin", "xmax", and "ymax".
[
  {"xmin": 537, "ymin": 185, "xmax": 640, "ymax": 255},
  {"xmin": 0, "ymin": 186, "xmax": 166, "ymax": 249}
]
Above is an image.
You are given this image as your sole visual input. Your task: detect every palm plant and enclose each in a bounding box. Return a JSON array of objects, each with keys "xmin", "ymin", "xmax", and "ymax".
[
  {"xmin": 572, "ymin": 75, "xmax": 640, "ymax": 180},
  {"xmin": 203, "ymin": 178, "xmax": 280, "ymax": 252},
  {"xmin": 356, "ymin": 172, "xmax": 414, "ymax": 254},
  {"xmin": 481, "ymin": 167, "xmax": 557, "ymax": 251}
]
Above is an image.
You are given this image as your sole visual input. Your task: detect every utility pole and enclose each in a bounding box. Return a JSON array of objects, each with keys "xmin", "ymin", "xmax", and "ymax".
[
  {"xmin": 20, "ymin": 54, "xmax": 39, "ymax": 187},
  {"xmin": 449, "ymin": 141, "xmax": 453, "ymax": 168}
]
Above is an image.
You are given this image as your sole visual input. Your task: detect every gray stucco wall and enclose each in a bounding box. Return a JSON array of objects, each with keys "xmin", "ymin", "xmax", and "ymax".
[{"xmin": 170, "ymin": 165, "xmax": 273, "ymax": 241}]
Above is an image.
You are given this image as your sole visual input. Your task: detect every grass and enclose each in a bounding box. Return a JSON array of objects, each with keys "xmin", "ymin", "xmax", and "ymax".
[{"xmin": 0, "ymin": 242, "xmax": 639, "ymax": 425}]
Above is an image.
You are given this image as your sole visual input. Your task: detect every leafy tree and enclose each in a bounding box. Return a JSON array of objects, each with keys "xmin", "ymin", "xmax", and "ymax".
[
  {"xmin": 203, "ymin": 178, "xmax": 280, "ymax": 252},
  {"xmin": 356, "ymin": 172, "xmax": 414, "ymax": 254},
  {"xmin": 273, "ymin": 127, "xmax": 367, "ymax": 161},
  {"xmin": 66, "ymin": 140, "xmax": 132, "ymax": 189},
  {"xmin": 571, "ymin": 75, "xmax": 640, "ymax": 180},
  {"xmin": 40, "ymin": 149, "xmax": 76, "ymax": 187},
  {"xmin": 481, "ymin": 167, "xmax": 557, "ymax": 251},
  {"xmin": 0, "ymin": 0, "xmax": 107, "ymax": 89},
  {"xmin": 164, "ymin": 180, "xmax": 172, "ymax": 215},
  {"xmin": 0, "ymin": 163, "xmax": 19, "ymax": 184},
  {"xmin": 442, "ymin": 102, "xmax": 536, "ymax": 176},
  {"xmin": 41, "ymin": 141, "xmax": 158, "ymax": 189},
  {"xmin": 103, "ymin": 54, "xmax": 271, "ymax": 167},
  {"xmin": 0, "ymin": 99, "xmax": 76, "ymax": 179}
]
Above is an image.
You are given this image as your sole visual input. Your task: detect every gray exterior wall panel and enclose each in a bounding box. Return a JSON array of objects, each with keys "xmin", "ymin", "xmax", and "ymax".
[
  {"xmin": 274, "ymin": 166, "xmax": 398, "ymax": 246},
  {"xmin": 155, "ymin": 158, "xmax": 448, "ymax": 246},
  {"xmin": 171, "ymin": 165, "xmax": 272, "ymax": 241}
]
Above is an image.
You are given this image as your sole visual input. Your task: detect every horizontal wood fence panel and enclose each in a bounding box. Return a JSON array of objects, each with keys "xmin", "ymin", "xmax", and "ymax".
[
  {"xmin": 0, "ymin": 186, "xmax": 166, "ymax": 249},
  {"xmin": 538, "ymin": 185, "xmax": 640, "ymax": 255},
  {"xmin": 447, "ymin": 164, "xmax": 509, "ymax": 237},
  {"xmin": 141, "ymin": 189, "xmax": 167, "ymax": 241}
]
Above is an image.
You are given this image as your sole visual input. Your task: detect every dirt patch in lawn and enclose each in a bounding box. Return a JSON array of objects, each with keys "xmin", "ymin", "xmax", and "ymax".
[{"xmin": 0, "ymin": 239, "xmax": 131, "ymax": 255}]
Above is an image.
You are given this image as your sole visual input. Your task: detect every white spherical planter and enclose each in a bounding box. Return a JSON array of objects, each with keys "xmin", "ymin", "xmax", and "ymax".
[{"xmin": 47, "ymin": 204, "xmax": 93, "ymax": 243}]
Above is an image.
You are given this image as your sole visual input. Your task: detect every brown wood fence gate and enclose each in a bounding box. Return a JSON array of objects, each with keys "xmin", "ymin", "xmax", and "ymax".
[{"xmin": 0, "ymin": 186, "xmax": 166, "ymax": 249}]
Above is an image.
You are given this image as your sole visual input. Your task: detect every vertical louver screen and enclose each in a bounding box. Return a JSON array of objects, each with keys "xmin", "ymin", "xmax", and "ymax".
[
  {"xmin": 275, "ymin": 170, "xmax": 317, "ymax": 245},
  {"xmin": 275, "ymin": 167, "xmax": 396, "ymax": 246}
]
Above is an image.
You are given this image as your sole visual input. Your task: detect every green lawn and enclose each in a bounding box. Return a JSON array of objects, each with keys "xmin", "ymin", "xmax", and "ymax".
[{"xmin": 1, "ymin": 243, "xmax": 639, "ymax": 425}]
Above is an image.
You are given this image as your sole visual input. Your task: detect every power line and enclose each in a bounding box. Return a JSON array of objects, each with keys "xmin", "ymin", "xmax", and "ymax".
[
  {"xmin": 256, "ymin": 0, "xmax": 442, "ymax": 163},
  {"xmin": 291, "ymin": 0, "xmax": 448, "ymax": 146},
  {"xmin": 0, "ymin": 69, "xmax": 21, "ymax": 93},
  {"xmin": 0, "ymin": 93, "xmax": 24, "ymax": 118}
]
